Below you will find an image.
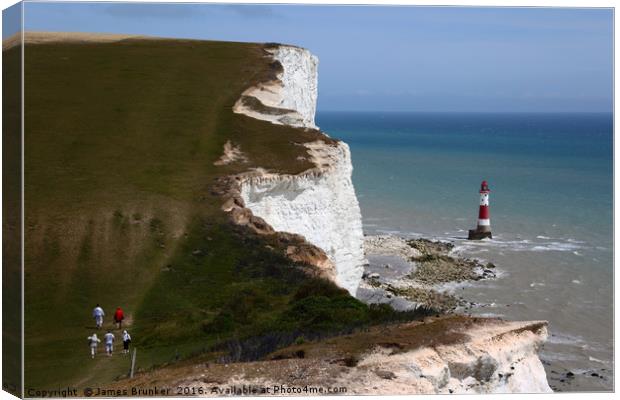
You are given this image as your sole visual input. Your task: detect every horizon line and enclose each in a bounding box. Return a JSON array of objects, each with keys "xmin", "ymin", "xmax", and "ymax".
[{"xmin": 316, "ymin": 110, "xmax": 613, "ymax": 114}]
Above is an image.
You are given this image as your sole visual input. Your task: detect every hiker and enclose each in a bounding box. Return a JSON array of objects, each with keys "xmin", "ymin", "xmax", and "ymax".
[
  {"xmin": 104, "ymin": 330, "xmax": 115, "ymax": 356},
  {"xmin": 92, "ymin": 304, "xmax": 105, "ymax": 329},
  {"xmin": 113, "ymin": 306, "xmax": 125, "ymax": 329},
  {"xmin": 122, "ymin": 330, "xmax": 132, "ymax": 354},
  {"xmin": 87, "ymin": 333, "xmax": 101, "ymax": 359}
]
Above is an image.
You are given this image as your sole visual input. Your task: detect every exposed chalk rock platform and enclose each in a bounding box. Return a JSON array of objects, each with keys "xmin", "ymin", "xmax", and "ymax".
[{"xmin": 359, "ymin": 235, "xmax": 497, "ymax": 312}]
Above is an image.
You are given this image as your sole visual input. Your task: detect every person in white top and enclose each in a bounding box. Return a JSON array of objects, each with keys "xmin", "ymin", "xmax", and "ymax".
[
  {"xmin": 104, "ymin": 331, "xmax": 115, "ymax": 356},
  {"xmin": 122, "ymin": 330, "xmax": 132, "ymax": 354},
  {"xmin": 87, "ymin": 333, "xmax": 101, "ymax": 359},
  {"xmin": 92, "ymin": 304, "xmax": 105, "ymax": 329}
]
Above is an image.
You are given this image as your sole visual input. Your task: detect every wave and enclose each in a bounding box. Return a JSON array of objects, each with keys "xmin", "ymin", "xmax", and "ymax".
[
  {"xmin": 546, "ymin": 332, "xmax": 585, "ymax": 346},
  {"xmin": 374, "ymin": 229, "xmax": 428, "ymax": 238},
  {"xmin": 540, "ymin": 351, "xmax": 582, "ymax": 362},
  {"xmin": 375, "ymin": 229, "xmax": 405, "ymax": 236},
  {"xmin": 530, "ymin": 242, "xmax": 582, "ymax": 252},
  {"xmin": 435, "ymin": 280, "xmax": 476, "ymax": 294},
  {"xmin": 589, "ymin": 356, "xmax": 605, "ymax": 364},
  {"xmin": 474, "ymin": 312, "xmax": 505, "ymax": 318},
  {"xmin": 452, "ymin": 236, "xmax": 587, "ymax": 254}
]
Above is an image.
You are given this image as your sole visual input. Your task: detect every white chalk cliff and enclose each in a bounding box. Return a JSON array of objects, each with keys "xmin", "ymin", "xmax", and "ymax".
[
  {"xmin": 234, "ymin": 45, "xmax": 318, "ymax": 129},
  {"xmin": 239, "ymin": 142, "xmax": 365, "ymax": 295},
  {"xmin": 232, "ymin": 45, "xmax": 366, "ymax": 295},
  {"xmin": 345, "ymin": 320, "xmax": 552, "ymax": 394}
]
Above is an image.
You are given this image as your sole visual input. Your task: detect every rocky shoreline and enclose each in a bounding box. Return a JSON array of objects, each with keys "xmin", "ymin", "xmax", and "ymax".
[{"xmin": 358, "ymin": 235, "xmax": 497, "ymax": 313}]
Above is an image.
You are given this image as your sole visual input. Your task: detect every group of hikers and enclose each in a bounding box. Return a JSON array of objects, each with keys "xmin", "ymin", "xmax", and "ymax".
[{"xmin": 87, "ymin": 304, "xmax": 132, "ymax": 358}]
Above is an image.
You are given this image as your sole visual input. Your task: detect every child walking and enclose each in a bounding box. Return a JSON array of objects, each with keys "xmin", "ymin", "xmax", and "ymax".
[
  {"xmin": 87, "ymin": 333, "xmax": 101, "ymax": 359},
  {"xmin": 104, "ymin": 331, "xmax": 115, "ymax": 356},
  {"xmin": 122, "ymin": 330, "xmax": 132, "ymax": 354}
]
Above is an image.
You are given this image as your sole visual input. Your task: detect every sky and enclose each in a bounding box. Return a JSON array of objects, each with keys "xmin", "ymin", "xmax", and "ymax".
[{"xmin": 3, "ymin": 2, "xmax": 614, "ymax": 112}]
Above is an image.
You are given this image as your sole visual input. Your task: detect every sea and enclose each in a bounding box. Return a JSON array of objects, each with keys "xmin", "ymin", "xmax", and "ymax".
[{"xmin": 317, "ymin": 111, "xmax": 613, "ymax": 392}]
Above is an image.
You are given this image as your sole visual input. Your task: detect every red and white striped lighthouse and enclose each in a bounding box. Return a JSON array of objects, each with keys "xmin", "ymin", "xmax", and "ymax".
[{"xmin": 468, "ymin": 180, "xmax": 492, "ymax": 240}]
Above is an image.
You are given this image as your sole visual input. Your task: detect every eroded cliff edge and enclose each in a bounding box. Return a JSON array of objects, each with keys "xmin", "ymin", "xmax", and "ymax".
[
  {"xmin": 218, "ymin": 44, "xmax": 366, "ymax": 295},
  {"xmin": 116, "ymin": 316, "xmax": 552, "ymax": 394}
]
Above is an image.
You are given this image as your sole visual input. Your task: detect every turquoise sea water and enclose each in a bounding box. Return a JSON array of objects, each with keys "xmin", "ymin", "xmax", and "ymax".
[{"xmin": 317, "ymin": 112, "xmax": 613, "ymax": 391}]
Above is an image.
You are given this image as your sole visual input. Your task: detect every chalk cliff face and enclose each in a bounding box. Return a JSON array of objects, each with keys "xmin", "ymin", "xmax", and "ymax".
[
  {"xmin": 234, "ymin": 45, "xmax": 318, "ymax": 129},
  {"xmin": 345, "ymin": 320, "xmax": 552, "ymax": 394},
  {"xmin": 231, "ymin": 45, "xmax": 366, "ymax": 295},
  {"xmin": 269, "ymin": 45, "xmax": 319, "ymax": 129},
  {"xmin": 238, "ymin": 142, "xmax": 365, "ymax": 295}
]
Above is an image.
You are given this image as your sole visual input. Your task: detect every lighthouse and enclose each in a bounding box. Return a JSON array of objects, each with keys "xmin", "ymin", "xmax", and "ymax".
[{"xmin": 468, "ymin": 180, "xmax": 492, "ymax": 240}]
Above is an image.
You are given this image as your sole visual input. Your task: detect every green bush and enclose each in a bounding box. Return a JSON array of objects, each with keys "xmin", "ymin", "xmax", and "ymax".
[
  {"xmin": 293, "ymin": 278, "xmax": 349, "ymax": 301},
  {"xmin": 280, "ymin": 294, "xmax": 369, "ymax": 332},
  {"xmin": 203, "ymin": 312, "xmax": 234, "ymax": 334}
]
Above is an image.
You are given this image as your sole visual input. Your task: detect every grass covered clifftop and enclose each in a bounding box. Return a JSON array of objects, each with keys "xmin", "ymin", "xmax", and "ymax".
[{"xmin": 10, "ymin": 33, "xmax": 433, "ymax": 389}]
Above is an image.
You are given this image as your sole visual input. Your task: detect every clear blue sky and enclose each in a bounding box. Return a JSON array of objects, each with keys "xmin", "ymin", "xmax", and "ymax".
[{"xmin": 7, "ymin": 2, "xmax": 614, "ymax": 112}]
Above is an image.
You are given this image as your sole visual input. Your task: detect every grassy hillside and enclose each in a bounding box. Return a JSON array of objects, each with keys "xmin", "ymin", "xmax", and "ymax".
[
  {"xmin": 3, "ymin": 43, "xmax": 23, "ymax": 396},
  {"xmin": 15, "ymin": 35, "xmax": 429, "ymax": 390}
]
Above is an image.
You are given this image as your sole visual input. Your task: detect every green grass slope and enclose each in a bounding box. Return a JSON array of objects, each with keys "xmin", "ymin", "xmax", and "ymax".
[
  {"xmin": 13, "ymin": 35, "xmax": 430, "ymax": 390},
  {"xmin": 3, "ymin": 43, "xmax": 23, "ymax": 396}
]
